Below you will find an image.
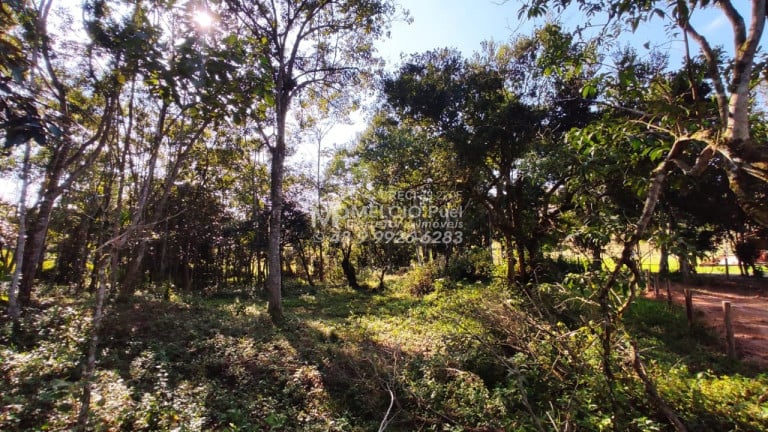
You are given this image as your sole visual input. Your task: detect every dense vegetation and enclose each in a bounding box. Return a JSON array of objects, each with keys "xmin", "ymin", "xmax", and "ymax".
[
  {"xmin": 2, "ymin": 0, "xmax": 768, "ymax": 430},
  {"xmin": 3, "ymin": 276, "xmax": 768, "ymax": 431}
]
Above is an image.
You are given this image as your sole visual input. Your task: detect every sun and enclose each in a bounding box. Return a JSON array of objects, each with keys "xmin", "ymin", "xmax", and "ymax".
[{"xmin": 193, "ymin": 10, "xmax": 214, "ymax": 30}]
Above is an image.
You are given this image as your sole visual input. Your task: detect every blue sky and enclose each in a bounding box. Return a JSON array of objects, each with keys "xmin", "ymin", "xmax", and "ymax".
[
  {"xmin": 307, "ymin": 0, "xmax": 748, "ymax": 159},
  {"xmin": 376, "ymin": 0, "xmax": 529, "ymax": 65},
  {"xmin": 376, "ymin": 0, "xmax": 740, "ymax": 70}
]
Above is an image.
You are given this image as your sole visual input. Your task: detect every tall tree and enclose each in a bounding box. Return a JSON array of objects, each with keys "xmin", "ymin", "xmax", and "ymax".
[
  {"xmin": 3, "ymin": 0, "xmax": 125, "ymax": 307},
  {"xmin": 383, "ymin": 31, "xmax": 593, "ymax": 285},
  {"xmin": 223, "ymin": 0, "xmax": 397, "ymax": 322},
  {"xmin": 518, "ymin": 0, "xmax": 768, "ymax": 227}
]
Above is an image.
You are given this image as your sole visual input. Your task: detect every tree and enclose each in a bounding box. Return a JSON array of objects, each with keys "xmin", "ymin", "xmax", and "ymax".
[
  {"xmin": 383, "ymin": 32, "xmax": 593, "ymax": 285},
  {"xmin": 515, "ymin": 4, "xmax": 766, "ymax": 428},
  {"xmin": 518, "ymin": 0, "xmax": 768, "ymax": 227},
  {"xmin": 223, "ymin": 0, "xmax": 397, "ymax": 322},
  {"xmin": 2, "ymin": 0, "xmax": 126, "ymax": 307}
]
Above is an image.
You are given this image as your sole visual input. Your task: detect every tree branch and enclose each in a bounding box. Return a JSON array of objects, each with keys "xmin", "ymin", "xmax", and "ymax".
[
  {"xmin": 717, "ymin": 0, "xmax": 747, "ymax": 49},
  {"xmin": 679, "ymin": 22, "xmax": 729, "ymax": 126},
  {"xmin": 630, "ymin": 341, "xmax": 688, "ymax": 432}
]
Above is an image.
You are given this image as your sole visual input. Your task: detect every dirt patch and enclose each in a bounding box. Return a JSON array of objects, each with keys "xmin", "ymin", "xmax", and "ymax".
[{"xmin": 643, "ymin": 275, "xmax": 768, "ymax": 367}]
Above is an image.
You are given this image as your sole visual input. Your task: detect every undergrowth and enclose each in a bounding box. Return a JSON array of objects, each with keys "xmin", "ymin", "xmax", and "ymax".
[{"xmin": 1, "ymin": 275, "xmax": 766, "ymax": 431}]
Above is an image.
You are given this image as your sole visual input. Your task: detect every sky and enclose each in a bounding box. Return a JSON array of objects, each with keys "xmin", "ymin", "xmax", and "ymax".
[
  {"xmin": 375, "ymin": 0, "xmax": 737, "ymax": 70},
  {"xmin": 1, "ymin": 0, "xmax": 756, "ymax": 202},
  {"xmin": 301, "ymin": 0, "xmax": 744, "ymax": 161}
]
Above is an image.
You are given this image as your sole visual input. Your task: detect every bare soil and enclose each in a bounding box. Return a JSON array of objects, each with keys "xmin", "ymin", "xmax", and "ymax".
[{"xmin": 643, "ymin": 275, "xmax": 768, "ymax": 367}]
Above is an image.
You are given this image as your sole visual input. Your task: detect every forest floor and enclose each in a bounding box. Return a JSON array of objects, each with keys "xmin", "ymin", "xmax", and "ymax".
[
  {"xmin": 3, "ymin": 276, "xmax": 768, "ymax": 430},
  {"xmin": 643, "ymin": 274, "xmax": 768, "ymax": 366}
]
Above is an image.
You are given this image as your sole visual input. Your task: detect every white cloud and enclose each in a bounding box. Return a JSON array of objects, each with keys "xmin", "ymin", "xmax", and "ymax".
[{"xmin": 703, "ymin": 15, "xmax": 727, "ymax": 33}]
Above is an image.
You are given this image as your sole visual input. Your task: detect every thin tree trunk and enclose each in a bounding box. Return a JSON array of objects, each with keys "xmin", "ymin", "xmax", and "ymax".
[
  {"xmin": 76, "ymin": 254, "xmax": 108, "ymax": 431},
  {"xmin": 267, "ymin": 138, "xmax": 286, "ymax": 322},
  {"xmin": 296, "ymin": 242, "xmax": 315, "ymax": 286},
  {"xmin": 516, "ymin": 241, "xmax": 527, "ymax": 281},
  {"xmin": 590, "ymin": 245, "xmax": 602, "ymax": 272},
  {"xmin": 7, "ymin": 139, "xmax": 32, "ymax": 320},
  {"xmin": 504, "ymin": 235, "xmax": 516, "ymax": 284},
  {"xmin": 659, "ymin": 242, "xmax": 670, "ymax": 276},
  {"xmin": 117, "ymin": 103, "xmax": 168, "ymax": 301}
]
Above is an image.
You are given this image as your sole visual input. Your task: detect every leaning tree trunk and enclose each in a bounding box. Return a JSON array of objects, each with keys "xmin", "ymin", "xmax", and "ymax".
[
  {"xmin": 296, "ymin": 241, "xmax": 315, "ymax": 287},
  {"xmin": 17, "ymin": 190, "xmax": 58, "ymax": 306},
  {"xmin": 340, "ymin": 243, "xmax": 360, "ymax": 290}
]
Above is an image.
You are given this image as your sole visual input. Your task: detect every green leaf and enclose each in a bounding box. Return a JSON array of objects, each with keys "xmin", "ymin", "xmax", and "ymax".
[
  {"xmin": 581, "ymin": 84, "xmax": 597, "ymax": 99},
  {"xmin": 648, "ymin": 148, "xmax": 666, "ymax": 161}
]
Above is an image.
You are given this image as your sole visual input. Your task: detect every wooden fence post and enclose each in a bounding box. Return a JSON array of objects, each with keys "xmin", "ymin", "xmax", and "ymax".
[
  {"xmin": 646, "ymin": 270, "xmax": 652, "ymax": 291},
  {"xmin": 654, "ymin": 274, "xmax": 660, "ymax": 297},
  {"xmin": 723, "ymin": 301, "xmax": 736, "ymax": 359},
  {"xmin": 684, "ymin": 289, "xmax": 693, "ymax": 328},
  {"xmin": 666, "ymin": 279, "xmax": 672, "ymax": 307}
]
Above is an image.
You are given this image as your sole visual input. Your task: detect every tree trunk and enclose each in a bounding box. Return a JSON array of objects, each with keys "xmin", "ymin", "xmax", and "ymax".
[
  {"xmin": 296, "ymin": 242, "xmax": 315, "ymax": 286},
  {"xmin": 266, "ymin": 138, "xmax": 286, "ymax": 322},
  {"xmin": 678, "ymin": 254, "xmax": 691, "ymax": 282},
  {"xmin": 590, "ymin": 245, "xmax": 602, "ymax": 272},
  {"xmin": 377, "ymin": 268, "xmax": 386, "ymax": 290},
  {"xmin": 118, "ymin": 241, "xmax": 148, "ymax": 301},
  {"xmin": 658, "ymin": 242, "xmax": 670, "ymax": 276},
  {"xmin": 516, "ymin": 241, "xmax": 528, "ymax": 281},
  {"xmin": 76, "ymin": 254, "xmax": 108, "ymax": 431},
  {"xmin": 504, "ymin": 235, "xmax": 515, "ymax": 284},
  {"xmin": 7, "ymin": 140, "xmax": 32, "ymax": 320},
  {"xmin": 341, "ymin": 245, "xmax": 360, "ymax": 290},
  {"xmin": 17, "ymin": 192, "xmax": 57, "ymax": 306}
]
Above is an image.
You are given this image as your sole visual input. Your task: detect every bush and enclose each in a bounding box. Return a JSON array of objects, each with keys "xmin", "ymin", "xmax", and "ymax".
[
  {"xmin": 404, "ymin": 264, "xmax": 438, "ymax": 297},
  {"xmin": 445, "ymin": 247, "xmax": 494, "ymax": 282},
  {"xmin": 533, "ymin": 256, "xmax": 587, "ymax": 283},
  {"xmin": 402, "ymin": 357, "xmax": 508, "ymax": 429}
]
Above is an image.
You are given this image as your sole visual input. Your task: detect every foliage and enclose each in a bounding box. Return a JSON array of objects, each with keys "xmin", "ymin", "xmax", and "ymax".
[
  {"xmin": 444, "ymin": 247, "xmax": 493, "ymax": 282},
  {"xmin": 402, "ymin": 263, "xmax": 439, "ymax": 297},
  {"xmin": 3, "ymin": 2, "xmax": 768, "ymax": 431},
  {"xmin": 3, "ymin": 275, "xmax": 768, "ymax": 431}
]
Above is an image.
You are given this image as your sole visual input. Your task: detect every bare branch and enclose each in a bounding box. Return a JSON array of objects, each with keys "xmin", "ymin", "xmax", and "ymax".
[
  {"xmin": 670, "ymin": 145, "xmax": 716, "ymax": 176},
  {"xmin": 717, "ymin": 0, "xmax": 747, "ymax": 49},
  {"xmin": 679, "ymin": 22, "xmax": 729, "ymax": 126},
  {"xmin": 630, "ymin": 341, "xmax": 688, "ymax": 432}
]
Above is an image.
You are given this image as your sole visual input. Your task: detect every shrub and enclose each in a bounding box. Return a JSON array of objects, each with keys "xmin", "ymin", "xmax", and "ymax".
[
  {"xmin": 532, "ymin": 256, "xmax": 587, "ymax": 283},
  {"xmin": 404, "ymin": 264, "xmax": 438, "ymax": 296},
  {"xmin": 402, "ymin": 358, "xmax": 508, "ymax": 429},
  {"xmin": 445, "ymin": 247, "xmax": 493, "ymax": 282}
]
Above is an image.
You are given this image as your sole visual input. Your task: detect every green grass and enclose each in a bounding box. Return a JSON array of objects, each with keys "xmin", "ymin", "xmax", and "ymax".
[
  {"xmin": 1, "ymin": 275, "xmax": 766, "ymax": 431},
  {"xmin": 624, "ymin": 298, "xmax": 768, "ymax": 430}
]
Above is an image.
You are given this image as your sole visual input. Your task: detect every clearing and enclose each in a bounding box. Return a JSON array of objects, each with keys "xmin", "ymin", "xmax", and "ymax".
[{"xmin": 644, "ymin": 275, "xmax": 768, "ymax": 366}]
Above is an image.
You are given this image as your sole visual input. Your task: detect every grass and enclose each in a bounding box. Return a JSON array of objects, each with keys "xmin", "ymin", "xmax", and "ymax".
[
  {"xmin": 624, "ymin": 298, "xmax": 768, "ymax": 430},
  {"xmin": 1, "ymin": 275, "xmax": 767, "ymax": 431}
]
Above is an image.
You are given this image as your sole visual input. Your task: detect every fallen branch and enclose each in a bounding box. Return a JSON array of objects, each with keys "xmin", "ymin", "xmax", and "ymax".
[{"xmin": 630, "ymin": 340, "xmax": 688, "ymax": 432}]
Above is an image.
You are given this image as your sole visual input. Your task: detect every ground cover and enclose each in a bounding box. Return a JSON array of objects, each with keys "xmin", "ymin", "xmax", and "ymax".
[{"xmin": 1, "ymin": 275, "xmax": 767, "ymax": 431}]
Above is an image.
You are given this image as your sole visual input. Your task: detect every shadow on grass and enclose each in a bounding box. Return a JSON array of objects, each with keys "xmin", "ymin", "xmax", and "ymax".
[
  {"xmin": 84, "ymin": 284, "xmax": 419, "ymax": 430},
  {"xmin": 2, "ymin": 281, "xmax": 483, "ymax": 430}
]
